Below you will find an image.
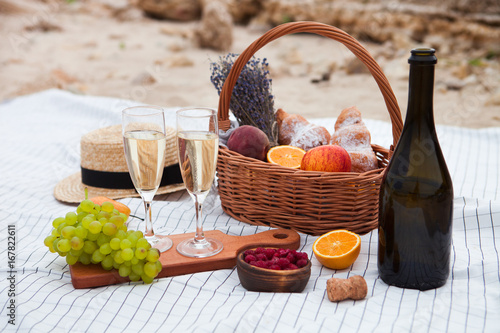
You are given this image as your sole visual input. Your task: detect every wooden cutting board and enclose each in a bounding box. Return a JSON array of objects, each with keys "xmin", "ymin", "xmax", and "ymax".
[{"xmin": 70, "ymin": 229, "xmax": 301, "ymax": 289}]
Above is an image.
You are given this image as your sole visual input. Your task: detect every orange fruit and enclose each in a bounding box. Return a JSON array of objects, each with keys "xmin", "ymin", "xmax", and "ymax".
[
  {"xmin": 313, "ymin": 230, "xmax": 361, "ymax": 269},
  {"xmin": 267, "ymin": 145, "xmax": 306, "ymax": 169},
  {"xmin": 91, "ymin": 196, "xmax": 131, "ymax": 218}
]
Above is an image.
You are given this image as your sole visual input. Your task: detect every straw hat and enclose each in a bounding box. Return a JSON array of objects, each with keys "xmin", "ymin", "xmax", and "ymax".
[{"xmin": 54, "ymin": 125, "xmax": 184, "ymax": 203}]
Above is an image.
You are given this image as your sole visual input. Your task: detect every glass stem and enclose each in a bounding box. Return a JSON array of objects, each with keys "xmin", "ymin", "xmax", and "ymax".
[
  {"xmin": 194, "ymin": 196, "xmax": 205, "ymax": 242},
  {"xmin": 144, "ymin": 200, "xmax": 154, "ymax": 237}
]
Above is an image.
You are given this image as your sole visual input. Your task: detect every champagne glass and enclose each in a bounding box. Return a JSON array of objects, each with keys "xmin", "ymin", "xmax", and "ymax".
[
  {"xmin": 122, "ymin": 106, "xmax": 173, "ymax": 252},
  {"xmin": 176, "ymin": 107, "xmax": 223, "ymax": 258}
]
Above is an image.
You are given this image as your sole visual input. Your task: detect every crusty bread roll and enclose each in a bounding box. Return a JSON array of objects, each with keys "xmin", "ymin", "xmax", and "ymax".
[
  {"xmin": 277, "ymin": 108, "xmax": 330, "ymax": 151},
  {"xmin": 334, "ymin": 105, "xmax": 364, "ymax": 131},
  {"xmin": 331, "ymin": 106, "xmax": 379, "ymax": 173}
]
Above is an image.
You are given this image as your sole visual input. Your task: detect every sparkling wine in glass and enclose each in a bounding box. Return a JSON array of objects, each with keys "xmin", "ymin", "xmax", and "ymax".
[
  {"xmin": 122, "ymin": 106, "xmax": 173, "ymax": 252},
  {"xmin": 176, "ymin": 107, "xmax": 223, "ymax": 258}
]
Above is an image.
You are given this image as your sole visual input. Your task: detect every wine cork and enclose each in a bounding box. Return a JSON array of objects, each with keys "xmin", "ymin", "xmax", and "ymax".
[{"xmin": 326, "ymin": 275, "xmax": 367, "ymax": 302}]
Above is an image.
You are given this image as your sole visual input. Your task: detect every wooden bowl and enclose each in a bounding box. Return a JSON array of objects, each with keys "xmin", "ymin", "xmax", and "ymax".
[{"xmin": 236, "ymin": 249, "xmax": 311, "ymax": 293}]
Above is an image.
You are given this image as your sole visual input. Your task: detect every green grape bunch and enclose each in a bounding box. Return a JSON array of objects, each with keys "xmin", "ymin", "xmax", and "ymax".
[{"xmin": 44, "ymin": 196, "xmax": 162, "ymax": 284}]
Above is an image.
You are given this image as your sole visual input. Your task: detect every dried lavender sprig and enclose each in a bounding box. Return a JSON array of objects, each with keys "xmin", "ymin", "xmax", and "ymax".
[{"xmin": 210, "ymin": 53, "xmax": 277, "ymax": 146}]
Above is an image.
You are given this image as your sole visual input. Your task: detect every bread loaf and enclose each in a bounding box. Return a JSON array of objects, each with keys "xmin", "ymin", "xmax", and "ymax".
[
  {"xmin": 331, "ymin": 106, "xmax": 378, "ymax": 173},
  {"xmin": 277, "ymin": 108, "xmax": 330, "ymax": 151}
]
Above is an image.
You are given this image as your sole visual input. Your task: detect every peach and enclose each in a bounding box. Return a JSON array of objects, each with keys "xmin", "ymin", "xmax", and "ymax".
[
  {"xmin": 300, "ymin": 145, "xmax": 351, "ymax": 172},
  {"xmin": 91, "ymin": 196, "xmax": 131, "ymax": 218},
  {"xmin": 227, "ymin": 125, "xmax": 270, "ymax": 161}
]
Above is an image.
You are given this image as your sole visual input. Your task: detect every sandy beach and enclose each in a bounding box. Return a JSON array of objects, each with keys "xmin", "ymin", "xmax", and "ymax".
[{"xmin": 1, "ymin": 0, "xmax": 499, "ymax": 128}]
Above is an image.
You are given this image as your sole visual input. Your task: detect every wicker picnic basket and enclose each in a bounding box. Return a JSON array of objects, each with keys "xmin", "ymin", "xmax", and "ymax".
[{"xmin": 216, "ymin": 21, "xmax": 404, "ymax": 236}]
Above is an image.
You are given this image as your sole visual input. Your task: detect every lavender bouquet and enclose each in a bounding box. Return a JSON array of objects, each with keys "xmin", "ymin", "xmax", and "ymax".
[{"xmin": 210, "ymin": 53, "xmax": 278, "ymax": 146}]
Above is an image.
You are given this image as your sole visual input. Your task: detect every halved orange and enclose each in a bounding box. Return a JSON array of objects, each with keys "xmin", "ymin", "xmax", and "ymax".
[
  {"xmin": 267, "ymin": 145, "xmax": 306, "ymax": 169},
  {"xmin": 313, "ymin": 230, "xmax": 361, "ymax": 269}
]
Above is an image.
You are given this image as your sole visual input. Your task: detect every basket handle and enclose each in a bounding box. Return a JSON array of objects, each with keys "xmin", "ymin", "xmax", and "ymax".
[{"xmin": 217, "ymin": 21, "xmax": 403, "ymax": 148}]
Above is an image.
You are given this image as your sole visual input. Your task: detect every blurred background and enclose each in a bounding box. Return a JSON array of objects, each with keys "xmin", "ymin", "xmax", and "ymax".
[{"xmin": 1, "ymin": 0, "xmax": 499, "ymax": 127}]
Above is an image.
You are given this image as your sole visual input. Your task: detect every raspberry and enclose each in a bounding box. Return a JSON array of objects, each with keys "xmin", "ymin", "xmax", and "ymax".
[
  {"xmin": 256, "ymin": 253, "xmax": 267, "ymax": 261},
  {"xmin": 254, "ymin": 260, "xmax": 267, "ymax": 268},
  {"xmin": 277, "ymin": 258, "xmax": 290, "ymax": 269},
  {"xmin": 244, "ymin": 249, "xmax": 255, "ymax": 256},
  {"xmin": 296, "ymin": 252, "xmax": 308, "ymax": 261},
  {"xmin": 255, "ymin": 247, "xmax": 265, "ymax": 254},
  {"xmin": 244, "ymin": 254, "xmax": 257, "ymax": 263},
  {"xmin": 285, "ymin": 264, "xmax": 298, "ymax": 270},
  {"xmin": 269, "ymin": 264, "xmax": 281, "ymax": 270},
  {"xmin": 264, "ymin": 248, "xmax": 276, "ymax": 260},
  {"xmin": 277, "ymin": 249, "xmax": 289, "ymax": 257},
  {"xmin": 286, "ymin": 253, "xmax": 296, "ymax": 264},
  {"xmin": 296, "ymin": 259, "xmax": 308, "ymax": 268}
]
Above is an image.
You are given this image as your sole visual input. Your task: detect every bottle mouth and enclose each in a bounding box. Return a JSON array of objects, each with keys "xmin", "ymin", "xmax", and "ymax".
[
  {"xmin": 409, "ymin": 48, "xmax": 437, "ymax": 65},
  {"xmin": 411, "ymin": 47, "xmax": 435, "ymax": 56}
]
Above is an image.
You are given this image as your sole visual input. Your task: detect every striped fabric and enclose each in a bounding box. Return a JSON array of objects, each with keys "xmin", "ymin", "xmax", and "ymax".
[{"xmin": 0, "ymin": 90, "xmax": 498, "ymax": 332}]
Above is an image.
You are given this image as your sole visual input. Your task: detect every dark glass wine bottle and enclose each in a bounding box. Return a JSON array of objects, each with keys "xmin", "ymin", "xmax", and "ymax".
[{"xmin": 377, "ymin": 48, "xmax": 453, "ymax": 290}]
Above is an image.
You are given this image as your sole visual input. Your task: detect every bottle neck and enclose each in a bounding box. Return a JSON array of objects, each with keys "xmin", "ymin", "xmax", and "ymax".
[{"xmin": 404, "ymin": 64, "xmax": 436, "ymax": 130}]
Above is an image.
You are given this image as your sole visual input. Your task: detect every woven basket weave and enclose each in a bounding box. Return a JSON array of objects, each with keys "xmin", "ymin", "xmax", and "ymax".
[{"xmin": 216, "ymin": 21, "xmax": 403, "ymax": 235}]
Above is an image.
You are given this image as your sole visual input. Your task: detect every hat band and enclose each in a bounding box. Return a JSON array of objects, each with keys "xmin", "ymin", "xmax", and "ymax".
[{"xmin": 81, "ymin": 164, "xmax": 183, "ymax": 190}]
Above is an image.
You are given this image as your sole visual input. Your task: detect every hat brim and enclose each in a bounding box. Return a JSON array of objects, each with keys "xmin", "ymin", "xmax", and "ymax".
[{"xmin": 54, "ymin": 171, "xmax": 185, "ymax": 203}]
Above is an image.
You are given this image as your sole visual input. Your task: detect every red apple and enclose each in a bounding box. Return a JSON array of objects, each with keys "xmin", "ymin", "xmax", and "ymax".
[{"xmin": 300, "ymin": 145, "xmax": 351, "ymax": 172}]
